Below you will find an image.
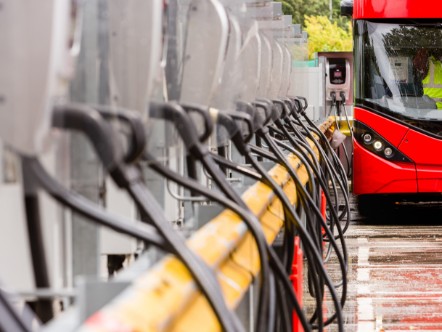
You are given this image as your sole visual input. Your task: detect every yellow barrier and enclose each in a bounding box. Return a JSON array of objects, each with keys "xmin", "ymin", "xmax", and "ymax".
[
  {"xmin": 333, "ymin": 115, "xmax": 353, "ymax": 137},
  {"xmin": 79, "ymin": 117, "xmax": 335, "ymax": 332}
]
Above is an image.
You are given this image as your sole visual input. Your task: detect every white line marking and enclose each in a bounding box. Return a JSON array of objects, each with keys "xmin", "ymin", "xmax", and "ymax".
[
  {"xmin": 357, "ymin": 268, "xmax": 370, "ymax": 281},
  {"xmin": 357, "ymin": 238, "xmax": 376, "ymax": 332}
]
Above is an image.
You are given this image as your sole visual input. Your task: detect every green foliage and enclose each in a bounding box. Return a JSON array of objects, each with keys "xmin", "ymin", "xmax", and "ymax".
[
  {"xmin": 277, "ymin": 0, "xmax": 353, "ymax": 58},
  {"xmin": 304, "ymin": 15, "xmax": 353, "ymax": 59},
  {"xmin": 277, "ymin": 0, "xmax": 349, "ymax": 28}
]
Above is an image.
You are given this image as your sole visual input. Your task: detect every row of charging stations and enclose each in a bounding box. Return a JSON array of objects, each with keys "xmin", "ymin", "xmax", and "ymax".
[
  {"xmin": 0, "ymin": 1, "xmax": 351, "ymax": 331},
  {"xmin": 0, "ymin": 0, "xmax": 312, "ymax": 290}
]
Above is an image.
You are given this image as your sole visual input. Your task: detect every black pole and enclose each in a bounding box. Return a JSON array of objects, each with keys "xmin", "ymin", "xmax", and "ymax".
[{"xmin": 22, "ymin": 162, "xmax": 53, "ymax": 323}]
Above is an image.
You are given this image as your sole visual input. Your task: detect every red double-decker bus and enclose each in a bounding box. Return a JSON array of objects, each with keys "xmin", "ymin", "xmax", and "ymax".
[{"xmin": 343, "ymin": 0, "xmax": 442, "ymax": 213}]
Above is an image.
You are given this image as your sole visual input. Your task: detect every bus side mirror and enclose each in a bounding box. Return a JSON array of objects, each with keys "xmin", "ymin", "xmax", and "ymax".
[{"xmin": 340, "ymin": 0, "xmax": 353, "ymax": 17}]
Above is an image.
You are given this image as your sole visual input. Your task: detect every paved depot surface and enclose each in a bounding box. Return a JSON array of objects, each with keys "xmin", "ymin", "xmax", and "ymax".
[{"xmin": 313, "ymin": 195, "xmax": 442, "ymax": 332}]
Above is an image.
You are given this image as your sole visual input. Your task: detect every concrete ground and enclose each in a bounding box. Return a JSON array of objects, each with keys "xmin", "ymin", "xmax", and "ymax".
[{"xmin": 307, "ymin": 195, "xmax": 442, "ymax": 332}]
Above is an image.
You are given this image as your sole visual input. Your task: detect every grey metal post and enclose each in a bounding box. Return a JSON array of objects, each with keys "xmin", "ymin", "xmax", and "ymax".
[{"xmin": 68, "ymin": 0, "xmax": 110, "ymax": 280}]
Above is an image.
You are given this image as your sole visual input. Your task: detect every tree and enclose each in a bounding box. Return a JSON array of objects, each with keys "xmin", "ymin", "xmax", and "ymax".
[
  {"xmin": 276, "ymin": 0, "xmax": 353, "ymax": 59},
  {"xmin": 277, "ymin": 0, "xmax": 349, "ymax": 28},
  {"xmin": 304, "ymin": 15, "xmax": 352, "ymax": 59}
]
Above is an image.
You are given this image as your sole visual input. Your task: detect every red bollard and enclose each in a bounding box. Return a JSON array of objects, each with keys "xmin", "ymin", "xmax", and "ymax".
[
  {"xmin": 291, "ymin": 191, "xmax": 327, "ymax": 332},
  {"xmin": 321, "ymin": 189, "xmax": 327, "ymax": 220},
  {"xmin": 321, "ymin": 188, "xmax": 327, "ymax": 250},
  {"xmin": 291, "ymin": 236, "xmax": 303, "ymax": 332}
]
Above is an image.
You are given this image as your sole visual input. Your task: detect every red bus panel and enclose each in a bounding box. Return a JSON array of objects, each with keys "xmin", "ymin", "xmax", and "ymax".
[
  {"xmin": 353, "ymin": 139, "xmax": 417, "ymax": 194},
  {"xmin": 398, "ymin": 130, "xmax": 442, "ymax": 165},
  {"xmin": 416, "ymin": 166, "xmax": 442, "ymax": 192},
  {"xmin": 398, "ymin": 130, "xmax": 442, "ymax": 192},
  {"xmin": 353, "ymin": 0, "xmax": 442, "ymax": 19},
  {"xmin": 354, "ymin": 108, "xmax": 409, "ymax": 147}
]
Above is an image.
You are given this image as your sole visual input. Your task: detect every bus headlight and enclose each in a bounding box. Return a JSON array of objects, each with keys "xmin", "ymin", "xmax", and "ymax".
[
  {"xmin": 384, "ymin": 147, "xmax": 394, "ymax": 158},
  {"xmin": 373, "ymin": 141, "xmax": 383, "ymax": 151},
  {"xmin": 363, "ymin": 133, "xmax": 373, "ymax": 144}
]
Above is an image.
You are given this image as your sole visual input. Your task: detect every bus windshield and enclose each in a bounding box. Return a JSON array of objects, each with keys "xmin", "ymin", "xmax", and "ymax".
[{"xmin": 355, "ymin": 21, "xmax": 442, "ymax": 136}]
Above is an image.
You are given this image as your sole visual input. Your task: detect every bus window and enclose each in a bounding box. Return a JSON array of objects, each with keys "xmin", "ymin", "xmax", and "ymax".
[{"xmin": 355, "ymin": 21, "xmax": 442, "ymax": 137}]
